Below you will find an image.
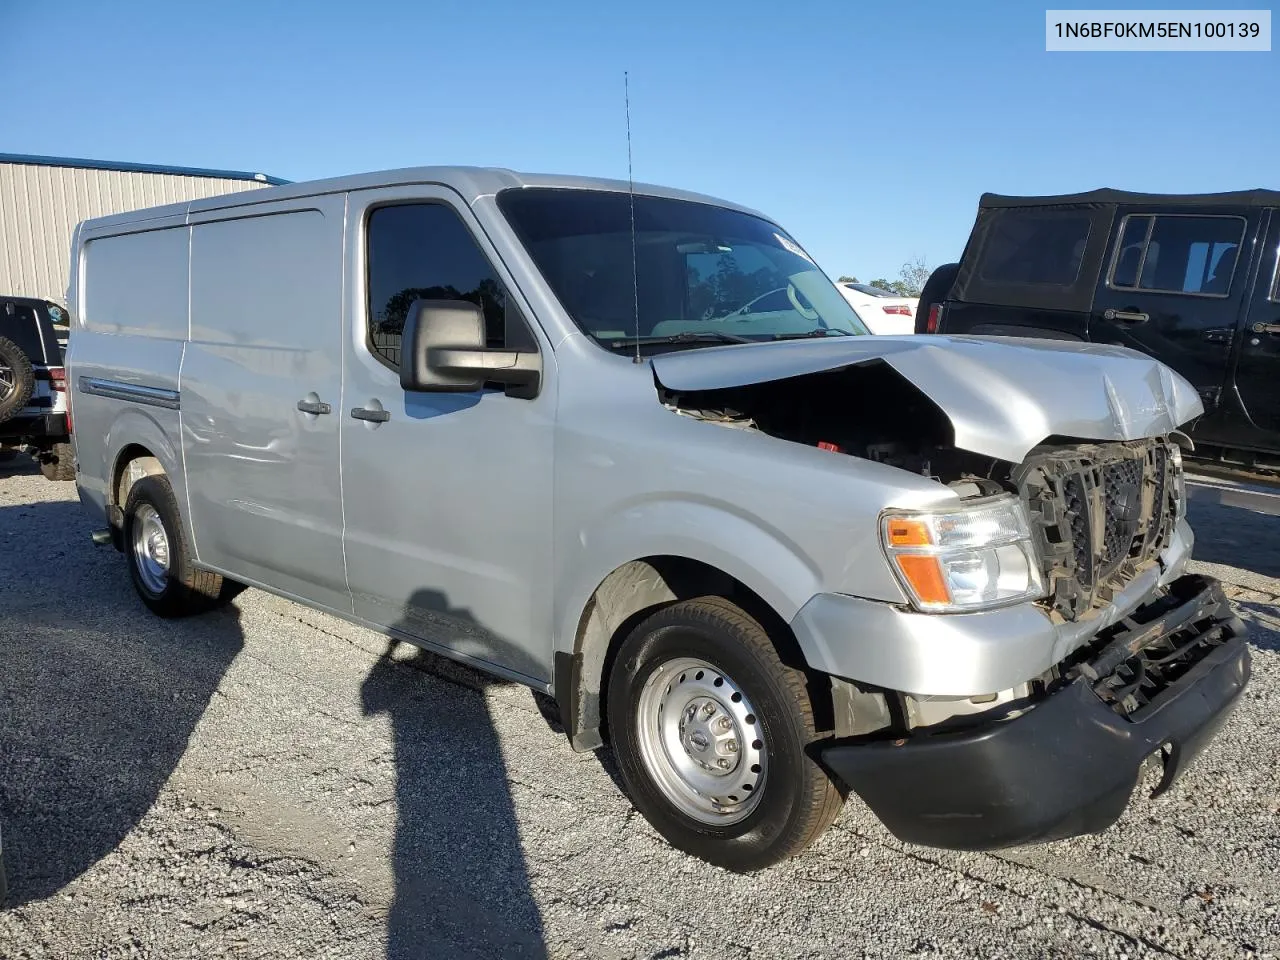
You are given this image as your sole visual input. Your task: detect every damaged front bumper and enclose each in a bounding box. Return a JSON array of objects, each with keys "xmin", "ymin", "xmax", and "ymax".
[{"xmin": 822, "ymin": 574, "xmax": 1250, "ymax": 851}]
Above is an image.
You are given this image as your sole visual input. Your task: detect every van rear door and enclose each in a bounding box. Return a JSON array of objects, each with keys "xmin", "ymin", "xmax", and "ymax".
[
  {"xmin": 181, "ymin": 196, "xmax": 349, "ymax": 610},
  {"xmin": 1090, "ymin": 207, "xmax": 1258, "ymax": 420}
]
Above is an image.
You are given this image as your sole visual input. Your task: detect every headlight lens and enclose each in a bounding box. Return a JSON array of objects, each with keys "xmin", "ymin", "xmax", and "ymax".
[{"xmin": 881, "ymin": 495, "xmax": 1045, "ymax": 612}]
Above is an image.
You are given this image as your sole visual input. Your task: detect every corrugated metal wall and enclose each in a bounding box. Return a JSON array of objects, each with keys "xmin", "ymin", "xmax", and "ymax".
[{"xmin": 0, "ymin": 161, "xmax": 272, "ymax": 305}]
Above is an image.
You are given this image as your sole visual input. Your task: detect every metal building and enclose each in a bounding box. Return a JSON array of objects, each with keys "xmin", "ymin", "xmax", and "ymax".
[{"xmin": 0, "ymin": 153, "xmax": 288, "ymax": 306}]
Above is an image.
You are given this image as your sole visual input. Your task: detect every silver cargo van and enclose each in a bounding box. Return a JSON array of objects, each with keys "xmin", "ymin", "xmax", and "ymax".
[{"xmin": 66, "ymin": 167, "xmax": 1250, "ymax": 871}]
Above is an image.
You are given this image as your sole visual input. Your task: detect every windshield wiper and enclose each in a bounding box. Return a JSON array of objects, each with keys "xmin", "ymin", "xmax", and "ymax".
[
  {"xmin": 771, "ymin": 328, "xmax": 855, "ymax": 340},
  {"xmin": 599, "ymin": 331, "xmax": 753, "ymax": 351}
]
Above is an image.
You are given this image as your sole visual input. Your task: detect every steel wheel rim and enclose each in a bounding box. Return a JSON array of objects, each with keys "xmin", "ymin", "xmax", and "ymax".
[
  {"xmin": 131, "ymin": 503, "xmax": 171, "ymax": 595},
  {"xmin": 0, "ymin": 362, "xmax": 13, "ymax": 400},
  {"xmin": 635, "ymin": 656, "xmax": 767, "ymax": 825}
]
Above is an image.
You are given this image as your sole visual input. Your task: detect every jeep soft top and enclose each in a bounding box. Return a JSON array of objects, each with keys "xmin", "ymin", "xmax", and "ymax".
[{"xmin": 919, "ymin": 188, "xmax": 1280, "ymax": 468}]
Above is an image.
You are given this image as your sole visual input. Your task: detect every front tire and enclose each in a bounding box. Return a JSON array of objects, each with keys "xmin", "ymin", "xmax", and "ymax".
[
  {"xmin": 123, "ymin": 474, "xmax": 224, "ymax": 617},
  {"xmin": 607, "ymin": 597, "xmax": 844, "ymax": 871}
]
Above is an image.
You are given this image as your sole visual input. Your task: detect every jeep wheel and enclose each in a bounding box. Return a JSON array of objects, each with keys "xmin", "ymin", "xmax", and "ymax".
[
  {"xmin": 0, "ymin": 336, "xmax": 34, "ymax": 423},
  {"xmin": 124, "ymin": 474, "xmax": 225, "ymax": 617},
  {"xmin": 38, "ymin": 441, "xmax": 76, "ymax": 481},
  {"xmin": 607, "ymin": 597, "xmax": 844, "ymax": 871}
]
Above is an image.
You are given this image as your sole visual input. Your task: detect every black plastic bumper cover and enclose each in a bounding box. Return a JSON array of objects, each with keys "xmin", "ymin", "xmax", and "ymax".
[
  {"xmin": 823, "ymin": 575, "xmax": 1251, "ymax": 851},
  {"xmin": 0, "ymin": 413, "xmax": 65, "ymax": 440}
]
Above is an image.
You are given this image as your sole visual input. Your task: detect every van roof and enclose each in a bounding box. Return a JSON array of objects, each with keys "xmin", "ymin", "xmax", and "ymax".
[
  {"xmin": 75, "ymin": 165, "xmax": 770, "ymax": 232},
  {"xmin": 980, "ymin": 187, "xmax": 1280, "ymax": 208}
]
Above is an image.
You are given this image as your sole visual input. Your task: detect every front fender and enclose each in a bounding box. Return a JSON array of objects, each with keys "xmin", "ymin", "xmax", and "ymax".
[{"xmin": 555, "ymin": 495, "xmax": 826, "ymax": 657}]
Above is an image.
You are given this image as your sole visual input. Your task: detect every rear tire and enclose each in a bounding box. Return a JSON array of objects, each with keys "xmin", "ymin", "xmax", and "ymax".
[
  {"xmin": 38, "ymin": 441, "xmax": 75, "ymax": 481},
  {"xmin": 123, "ymin": 474, "xmax": 224, "ymax": 617},
  {"xmin": 607, "ymin": 596, "xmax": 844, "ymax": 871},
  {"xmin": 0, "ymin": 336, "xmax": 34, "ymax": 423}
]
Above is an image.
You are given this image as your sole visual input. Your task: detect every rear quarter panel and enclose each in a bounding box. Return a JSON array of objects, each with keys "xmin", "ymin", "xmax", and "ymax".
[{"xmin": 68, "ymin": 215, "xmax": 190, "ymax": 529}]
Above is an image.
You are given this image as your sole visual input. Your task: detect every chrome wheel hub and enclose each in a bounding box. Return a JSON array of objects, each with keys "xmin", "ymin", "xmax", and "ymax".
[
  {"xmin": 635, "ymin": 657, "xmax": 766, "ymax": 825},
  {"xmin": 132, "ymin": 503, "xmax": 171, "ymax": 595}
]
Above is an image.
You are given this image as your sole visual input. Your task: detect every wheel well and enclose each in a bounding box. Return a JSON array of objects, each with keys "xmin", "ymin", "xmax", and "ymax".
[
  {"xmin": 107, "ymin": 445, "xmax": 165, "ymax": 550},
  {"xmin": 556, "ymin": 556, "xmax": 823, "ymax": 753}
]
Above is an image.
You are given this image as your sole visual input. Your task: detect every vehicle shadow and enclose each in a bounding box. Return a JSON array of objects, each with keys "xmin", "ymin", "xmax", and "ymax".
[
  {"xmin": 0, "ymin": 498, "xmax": 244, "ymax": 906},
  {"xmin": 360, "ymin": 590, "xmax": 547, "ymax": 960}
]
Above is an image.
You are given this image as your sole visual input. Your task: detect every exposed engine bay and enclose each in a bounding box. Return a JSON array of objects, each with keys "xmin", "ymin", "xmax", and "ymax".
[
  {"xmin": 660, "ymin": 360, "xmax": 1003, "ymax": 487},
  {"xmin": 659, "ymin": 360, "xmax": 1185, "ymax": 626}
]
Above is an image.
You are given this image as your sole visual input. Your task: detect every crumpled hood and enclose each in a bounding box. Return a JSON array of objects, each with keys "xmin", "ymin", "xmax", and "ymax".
[{"xmin": 650, "ymin": 334, "xmax": 1204, "ymax": 463}]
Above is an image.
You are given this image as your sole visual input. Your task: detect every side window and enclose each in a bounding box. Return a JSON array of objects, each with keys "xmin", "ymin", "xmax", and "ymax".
[
  {"xmin": 1110, "ymin": 214, "xmax": 1245, "ymax": 296},
  {"xmin": 976, "ymin": 211, "xmax": 1093, "ymax": 285},
  {"xmin": 366, "ymin": 203, "xmax": 530, "ymax": 369}
]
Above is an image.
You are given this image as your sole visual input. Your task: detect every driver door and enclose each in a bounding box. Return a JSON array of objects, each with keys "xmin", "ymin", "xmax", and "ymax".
[{"xmin": 340, "ymin": 187, "xmax": 557, "ymax": 684}]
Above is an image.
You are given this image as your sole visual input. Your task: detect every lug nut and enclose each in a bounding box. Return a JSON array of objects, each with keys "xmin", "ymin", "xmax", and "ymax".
[
  {"xmin": 702, "ymin": 703, "xmax": 716, "ymax": 718},
  {"xmin": 716, "ymin": 716, "xmax": 733, "ymax": 732},
  {"xmin": 725, "ymin": 739, "xmax": 738, "ymax": 753},
  {"xmin": 716, "ymin": 758, "xmax": 731, "ymax": 770}
]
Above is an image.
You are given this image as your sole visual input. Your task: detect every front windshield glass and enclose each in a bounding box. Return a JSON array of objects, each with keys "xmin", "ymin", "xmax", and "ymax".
[{"xmin": 497, "ymin": 188, "xmax": 869, "ymax": 348}]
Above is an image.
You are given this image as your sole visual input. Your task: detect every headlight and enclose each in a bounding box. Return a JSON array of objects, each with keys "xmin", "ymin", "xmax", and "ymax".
[{"xmin": 880, "ymin": 495, "xmax": 1045, "ymax": 612}]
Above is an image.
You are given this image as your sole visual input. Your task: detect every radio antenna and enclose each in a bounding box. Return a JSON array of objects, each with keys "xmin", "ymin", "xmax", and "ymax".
[{"xmin": 625, "ymin": 71, "xmax": 642, "ymax": 364}]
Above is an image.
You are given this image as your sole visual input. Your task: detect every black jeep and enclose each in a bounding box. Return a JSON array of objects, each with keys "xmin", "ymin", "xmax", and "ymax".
[
  {"xmin": 0, "ymin": 296, "xmax": 74, "ymax": 480},
  {"xmin": 918, "ymin": 189, "xmax": 1280, "ymax": 468}
]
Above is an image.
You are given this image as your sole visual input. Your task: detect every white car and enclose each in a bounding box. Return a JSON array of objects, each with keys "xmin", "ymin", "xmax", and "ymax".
[{"xmin": 835, "ymin": 282, "xmax": 919, "ymax": 335}]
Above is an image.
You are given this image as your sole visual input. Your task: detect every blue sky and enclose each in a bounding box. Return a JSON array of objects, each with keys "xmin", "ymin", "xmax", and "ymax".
[{"xmin": 3, "ymin": 0, "xmax": 1275, "ymax": 282}]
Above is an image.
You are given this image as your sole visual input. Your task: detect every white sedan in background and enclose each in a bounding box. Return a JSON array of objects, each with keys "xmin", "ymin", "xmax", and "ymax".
[{"xmin": 836, "ymin": 282, "xmax": 919, "ymax": 335}]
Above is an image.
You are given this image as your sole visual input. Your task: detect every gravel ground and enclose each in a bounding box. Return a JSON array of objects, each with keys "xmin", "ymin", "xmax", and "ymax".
[{"xmin": 0, "ymin": 463, "xmax": 1278, "ymax": 959}]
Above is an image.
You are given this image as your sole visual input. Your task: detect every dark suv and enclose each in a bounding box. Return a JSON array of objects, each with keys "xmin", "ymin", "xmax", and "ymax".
[
  {"xmin": 919, "ymin": 189, "xmax": 1280, "ymax": 468},
  {"xmin": 0, "ymin": 296, "xmax": 74, "ymax": 480}
]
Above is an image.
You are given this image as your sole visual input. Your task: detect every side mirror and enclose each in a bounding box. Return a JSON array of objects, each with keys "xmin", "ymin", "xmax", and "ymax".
[{"xmin": 400, "ymin": 299, "xmax": 541, "ymax": 398}]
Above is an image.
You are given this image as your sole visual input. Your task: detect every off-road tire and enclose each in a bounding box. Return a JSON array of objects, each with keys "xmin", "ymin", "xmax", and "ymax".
[
  {"xmin": 914, "ymin": 262, "xmax": 960, "ymax": 335},
  {"xmin": 38, "ymin": 441, "xmax": 76, "ymax": 481},
  {"xmin": 607, "ymin": 596, "xmax": 845, "ymax": 871},
  {"xmin": 123, "ymin": 474, "xmax": 224, "ymax": 617},
  {"xmin": 0, "ymin": 336, "xmax": 34, "ymax": 423}
]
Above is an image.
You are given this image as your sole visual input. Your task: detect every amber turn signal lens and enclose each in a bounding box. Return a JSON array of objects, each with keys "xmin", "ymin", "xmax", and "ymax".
[
  {"xmin": 886, "ymin": 518, "xmax": 932, "ymax": 547},
  {"xmin": 894, "ymin": 555, "xmax": 951, "ymax": 606}
]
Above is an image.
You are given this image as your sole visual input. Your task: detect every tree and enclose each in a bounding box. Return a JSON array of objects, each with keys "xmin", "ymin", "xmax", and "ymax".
[
  {"xmin": 836, "ymin": 275, "xmax": 858, "ymax": 284},
  {"xmin": 868, "ymin": 277, "xmax": 911, "ymax": 296},
  {"xmin": 898, "ymin": 256, "xmax": 931, "ymax": 297}
]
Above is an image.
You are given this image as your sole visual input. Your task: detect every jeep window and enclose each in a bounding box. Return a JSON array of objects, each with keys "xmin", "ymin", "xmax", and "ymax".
[
  {"xmin": 497, "ymin": 188, "xmax": 868, "ymax": 349},
  {"xmin": 976, "ymin": 211, "xmax": 1092, "ymax": 286},
  {"xmin": 365, "ymin": 203, "xmax": 528, "ymax": 369},
  {"xmin": 1109, "ymin": 214, "xmax": 1245, "ymax": 297}
]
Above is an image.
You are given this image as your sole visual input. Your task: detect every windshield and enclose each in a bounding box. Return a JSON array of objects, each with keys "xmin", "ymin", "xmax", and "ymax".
[{"xmin": 497, "ymin": 188, "xmax": 869, "ymax": 349}]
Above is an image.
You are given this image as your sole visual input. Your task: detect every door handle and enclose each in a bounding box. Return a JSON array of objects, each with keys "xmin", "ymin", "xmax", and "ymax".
[
  {"xmin": 296, "ymin": 396, "xmax": 332, "ymax": 415},
  {"xmin": 350, "ymin": 406, "xmax": 391, "ymax": 423},
  {"xmin": 1102, "ymin": 308, "xmax": 1149, "ymax": 324},
  {"xmin": 1252, "ymin": 322, "xmax": 1280, "ymax": 334}
]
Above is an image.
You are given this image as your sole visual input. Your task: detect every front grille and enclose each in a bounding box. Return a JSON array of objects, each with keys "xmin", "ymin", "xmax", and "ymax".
[
  {"xmin": 1101, "ymin": 457, "xmax": 1144, "ymax": 566},
  {"xmin": 1015, "ymin": 438, "xmax": 1180, "ymax": 621}
]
